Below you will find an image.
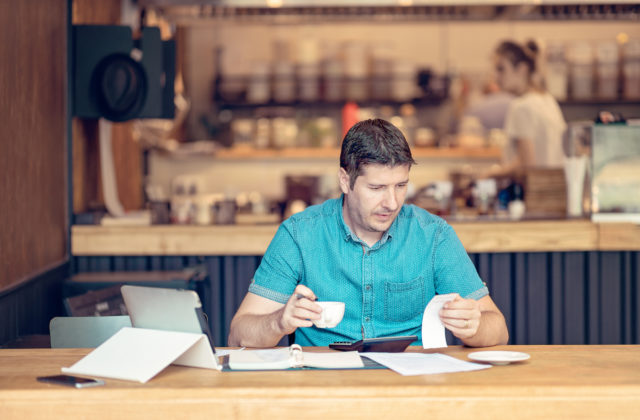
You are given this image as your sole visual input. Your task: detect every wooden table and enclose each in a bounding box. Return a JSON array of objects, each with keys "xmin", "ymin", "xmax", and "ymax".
[{"xmin": 1, "ymin": 345, "xmax": 639, "ymax": 419}]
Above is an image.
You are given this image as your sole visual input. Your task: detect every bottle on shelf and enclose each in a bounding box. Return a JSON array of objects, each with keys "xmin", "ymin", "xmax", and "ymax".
[
  {"xmin": 623, "ymin": 39, "xmax": 640, "ymax": 100},
  {"xmin": 568, "ymin": 41, "xmax": 594, "ymax": 100},
  {"xmin": 546, "ymin": 42, "xmax": 568, "ymax": 101},
  {"xmin": 595, "ymin": 41, "xmax": 619, "ymax": 100}
]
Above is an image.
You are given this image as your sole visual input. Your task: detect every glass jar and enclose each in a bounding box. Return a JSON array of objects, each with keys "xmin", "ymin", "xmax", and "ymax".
[
  {"xmin": 623, "ymin": 40, "xmax": 640, "ymax": 99},
  {"xmin": 569, "ymin": 42, "xmax": 594, "ymax": 100},
  {"xmin": 546, "ymin": 42, "xmax": 568, "ymax": 101},
  {"xmin": 273, "ymin": 62, "xmax": 295, "ymax": 103},
  {"xmin": 595, "ymin": 41, "xmax": 619, "ymax": 100}
]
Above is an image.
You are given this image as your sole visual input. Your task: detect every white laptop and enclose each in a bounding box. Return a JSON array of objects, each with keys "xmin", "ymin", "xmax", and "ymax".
[
  {"xmin": 121, "ymin": 285, "xmax": 221, "ymax": 369},
  {"xmin": 62, "ymin": 286, "xmax": 221, "ymax": 382},
  {"xmin": 121, "ymin": 285, "xmax": 207, "ymax": 333}
]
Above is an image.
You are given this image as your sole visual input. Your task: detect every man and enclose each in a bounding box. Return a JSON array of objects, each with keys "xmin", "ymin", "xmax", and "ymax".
[{"xmin": 229, "ymin": 119, "xmax": 508, "ymax": 348}]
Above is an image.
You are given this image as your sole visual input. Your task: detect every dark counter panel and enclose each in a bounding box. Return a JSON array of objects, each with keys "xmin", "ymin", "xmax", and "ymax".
[
  {"xmin": 0, "ymin": 263, "xmax": 68, "ymax": 347},
  {"xmin": 73, "ymin": 252, "xmax": 639, "ymax": 347}
]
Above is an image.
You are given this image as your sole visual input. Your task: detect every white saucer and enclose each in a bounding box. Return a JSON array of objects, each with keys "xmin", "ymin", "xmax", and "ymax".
[{"xmin": 468, "ymin": 351, "xmax": 530, "ymax": 365}]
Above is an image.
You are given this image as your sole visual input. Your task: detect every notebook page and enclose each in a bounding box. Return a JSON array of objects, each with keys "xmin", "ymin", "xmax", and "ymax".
[
  {"xmin": 301, "ymin": 351, "xmax": 364, "ymax": 369},
  {"xmin": 227, "ymin": 348, "xmax": 293, "ymax": 370}
]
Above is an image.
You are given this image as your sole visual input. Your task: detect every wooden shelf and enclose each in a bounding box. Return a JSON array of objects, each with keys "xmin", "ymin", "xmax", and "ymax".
[
  {"xmin": 214, "ymin": 146, "xmax": 502, "ymax": 160},
  {"xmin": 558, "ymin": 99, "xmax": 640, "ymax": 106},
  {"xmin": 156, "ymin": 2, "xmax": 640, "ymax": 23},
  {"xmin": 216, "ymin": 97, "xmax": 447, "ymax": 110}
]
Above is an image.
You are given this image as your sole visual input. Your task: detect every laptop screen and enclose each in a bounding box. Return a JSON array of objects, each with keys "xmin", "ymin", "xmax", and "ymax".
[{"xmin": 121, "ymin": 285, "xmax": 218, "ymax": 356}]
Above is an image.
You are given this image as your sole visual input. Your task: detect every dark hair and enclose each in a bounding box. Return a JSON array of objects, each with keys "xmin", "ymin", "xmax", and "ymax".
[
  {"xmin": 340, "ymin": 118, "xmax": 416, "ymax": 189},
  {"xmin": 495, "ymin": 40, "xmax": 539, "ymax": 74}
]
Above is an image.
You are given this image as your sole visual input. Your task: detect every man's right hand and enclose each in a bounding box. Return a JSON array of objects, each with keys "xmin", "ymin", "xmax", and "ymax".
[
  {"xmin": 229, "ymin": 286, "xmax": 322, "ymax": 347},
  {"xmin": 277, "ymin": 285, "xmax": 322, "ymax": 336}
]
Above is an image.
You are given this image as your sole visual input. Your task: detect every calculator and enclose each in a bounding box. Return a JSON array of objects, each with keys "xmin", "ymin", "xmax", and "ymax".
[{"xmin": 329, "ymin": 335, "xmax": 417, "ymax": 352}]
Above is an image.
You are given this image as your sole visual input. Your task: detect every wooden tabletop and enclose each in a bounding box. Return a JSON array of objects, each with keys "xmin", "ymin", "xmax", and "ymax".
[
  {"xmin": 1, "ymin": 345, "xmax": 639, "ymax": 419},
  {"xmin": 71, "ymin": 220, "xmax": 640, "ymax": 255}
]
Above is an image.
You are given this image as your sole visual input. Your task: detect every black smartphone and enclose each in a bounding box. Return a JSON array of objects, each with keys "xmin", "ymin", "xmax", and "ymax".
[
  {"xmin": 329, "ymin": 335, "xmax": 417, "ymax": 352},
  {"xmin": 37, "ymin": 374, "xmax": 105, "ymax": 388}
]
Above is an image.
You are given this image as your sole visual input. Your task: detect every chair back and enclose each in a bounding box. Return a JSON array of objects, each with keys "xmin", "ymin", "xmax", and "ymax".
[{"xmin": 49, "ymin": 315, "xmax": 132, "ymax": 348}]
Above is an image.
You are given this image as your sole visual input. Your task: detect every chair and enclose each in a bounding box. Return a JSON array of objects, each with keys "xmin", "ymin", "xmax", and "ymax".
[
  {"xmin": 49, "ymin": 315, "xmax": 132, "ymax": 348},
  {"xmin": 64, "ymin": 285, "xmax": 127, "ymax": 317}
]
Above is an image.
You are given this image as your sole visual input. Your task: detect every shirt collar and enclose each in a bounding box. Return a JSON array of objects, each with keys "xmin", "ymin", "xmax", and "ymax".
[{"xmin": 337, "ymin": 195, "xmax": 358, "ymax": 243}]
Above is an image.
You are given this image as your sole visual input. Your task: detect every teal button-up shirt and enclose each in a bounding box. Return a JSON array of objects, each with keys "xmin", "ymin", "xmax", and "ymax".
[{"xmin": 248, "ymin": 196, "xmax": 488, "ymax": 346}]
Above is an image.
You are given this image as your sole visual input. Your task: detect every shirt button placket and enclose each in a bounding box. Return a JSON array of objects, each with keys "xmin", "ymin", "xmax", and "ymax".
[{"xmin": 362, "ymin": 249, "xmax": 374, "ymax": 338}]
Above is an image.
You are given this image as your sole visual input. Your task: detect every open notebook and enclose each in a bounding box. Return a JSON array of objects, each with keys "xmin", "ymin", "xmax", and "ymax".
[{"xmin": 226, "ymin": 345, "xmax": 364, "ymax": 370}]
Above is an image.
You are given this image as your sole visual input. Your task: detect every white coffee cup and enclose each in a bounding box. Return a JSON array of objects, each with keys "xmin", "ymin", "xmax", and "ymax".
[{"xmin": 313, "ymin": 301, "xmax": 345, "ymax": 328}]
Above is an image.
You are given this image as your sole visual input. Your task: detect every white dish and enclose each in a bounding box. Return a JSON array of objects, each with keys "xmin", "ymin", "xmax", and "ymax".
[{"xmin": 468, "ymin": 351, "xmax": 530, "ymax": 365}]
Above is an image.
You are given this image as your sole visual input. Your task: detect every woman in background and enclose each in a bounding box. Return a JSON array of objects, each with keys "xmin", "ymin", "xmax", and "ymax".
[{"xmin": 494, "ymin": 40, "xmax": 566, "ymax": 169}]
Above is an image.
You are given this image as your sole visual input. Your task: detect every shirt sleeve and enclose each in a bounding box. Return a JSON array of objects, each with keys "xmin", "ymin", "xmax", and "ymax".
[
  {"xmin": 433, "ymin": 223, "xmax": 488, "ymax": 300},
  {"xmin": 503, "ymin": 100, "xmax": 536, "ymax": 165},
  {"xmin": 248, "ymin": 222, "xmax": 303, "ymax": 304}
]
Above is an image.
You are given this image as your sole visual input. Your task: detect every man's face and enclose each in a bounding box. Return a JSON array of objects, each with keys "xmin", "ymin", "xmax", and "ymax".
[{"xmin": 339, "ymin": 163, "xmax": 410, "ymax": 241}]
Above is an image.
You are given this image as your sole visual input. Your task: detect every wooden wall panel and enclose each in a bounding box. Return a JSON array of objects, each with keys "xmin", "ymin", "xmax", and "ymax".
[
  {"xmin": 72, "ymin": 0, "xmax": 121, "ymax": 23},
  {"xmin": 0, "ymin": 0, "xmax": 68, "ymax": 290}
]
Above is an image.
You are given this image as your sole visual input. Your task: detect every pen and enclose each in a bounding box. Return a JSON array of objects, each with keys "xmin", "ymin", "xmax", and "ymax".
[{"xmin": 296, "ymin": 293, "xmax": 316, "ymax": 301}]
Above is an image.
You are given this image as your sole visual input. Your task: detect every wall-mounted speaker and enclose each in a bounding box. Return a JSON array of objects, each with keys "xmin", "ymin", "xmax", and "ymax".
[{"xmin": 73, "ymin": 25, "xmax": 175, "ymax": 122}]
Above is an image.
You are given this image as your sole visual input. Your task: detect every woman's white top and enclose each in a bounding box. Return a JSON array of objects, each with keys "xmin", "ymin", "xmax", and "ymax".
[{"xmin": 503, "ymin": 91, "xmax": 567, "ymax": 167}]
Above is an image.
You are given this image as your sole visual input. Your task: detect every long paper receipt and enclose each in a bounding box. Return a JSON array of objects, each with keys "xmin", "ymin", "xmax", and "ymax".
[{"xmin": 421, "ymin": 293, "xmax": 457, "ymax": 349}]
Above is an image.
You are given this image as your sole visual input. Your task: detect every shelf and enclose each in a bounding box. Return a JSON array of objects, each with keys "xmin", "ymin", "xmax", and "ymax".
[
  {"xmin": 216, "ymin": 97, "xmax": 448, "ymax": 111},
  {"xmin": 213, "ymin": 146, "xmax": 502, "ymax": 160},
  {"xmin": 215, "ymin": 97, "xmax": 639, "ymax": 114},
  {"xmin": 558, "ymin": 99, "xmax": 640, "ymax": 106},
  {"xmin": 148, "ymin": 2, "xmax": 640, "ymax": 23}
]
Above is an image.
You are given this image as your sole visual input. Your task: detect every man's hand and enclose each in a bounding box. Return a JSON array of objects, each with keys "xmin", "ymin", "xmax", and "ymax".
[
  {"xmin": 276, "ymin": 285, "xmax": 322, "ymax": 336},
  {"xmin": 229, "ymin": 285, "xmax": 323, "ymax": 347},
  {"xmin": 439, "ymin": 294, "xmax": 482, "ymax": 340}
]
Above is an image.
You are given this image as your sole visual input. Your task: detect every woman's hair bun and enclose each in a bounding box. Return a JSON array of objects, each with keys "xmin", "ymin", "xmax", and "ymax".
[{"xmin": 525, "ymin": 40, "xmax": 539, "ymax": 56}]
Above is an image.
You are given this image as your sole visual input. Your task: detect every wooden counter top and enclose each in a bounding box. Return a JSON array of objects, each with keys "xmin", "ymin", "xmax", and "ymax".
[
  {"xmin": 1, "ymin": 345, "xmax": 639, "ymax": 419},
  {"xmin": 71, "ymin": 220, "xmax": 638, "ymax": 256}
]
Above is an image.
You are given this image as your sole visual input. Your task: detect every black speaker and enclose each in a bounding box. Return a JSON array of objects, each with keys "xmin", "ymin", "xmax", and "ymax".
[{"xmin": 73, "ymin": 25, "xmax": 175, "ymax": 122}]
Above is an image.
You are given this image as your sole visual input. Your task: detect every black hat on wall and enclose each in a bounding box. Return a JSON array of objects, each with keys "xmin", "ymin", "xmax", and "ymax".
[{"xmin": 73, "ymin": 25, "xmax": 175, "ymax": 122}]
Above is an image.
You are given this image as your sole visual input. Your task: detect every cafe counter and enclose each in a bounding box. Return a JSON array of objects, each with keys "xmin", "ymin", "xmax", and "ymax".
[
  {"xmin": 69, "ymin": 220, "xmax": 640, "ymax": 347},
  {"xmin": 71, "ymin": 220, "xmax": 640, "ymax": 255}
]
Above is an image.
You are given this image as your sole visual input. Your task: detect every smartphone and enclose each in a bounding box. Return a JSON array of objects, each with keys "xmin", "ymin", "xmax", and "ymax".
[
  {"xmin": 37, "ymin": 374, "xmax": 105, "ymax": 388},
  {"xmin": 329, "ymin": 335, "xmax": 417, "ymax": 352}
]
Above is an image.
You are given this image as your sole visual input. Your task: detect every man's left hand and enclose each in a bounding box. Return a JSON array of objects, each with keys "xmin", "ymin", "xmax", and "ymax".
[{"xmin": 439, "ymin": 294, "xmax": 482, "ymax": 339}]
